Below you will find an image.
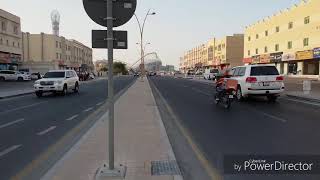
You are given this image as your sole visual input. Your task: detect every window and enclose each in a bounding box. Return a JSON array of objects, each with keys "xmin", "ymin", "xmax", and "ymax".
[
  {"xmin": 250, "ymin": 66, "xmax": 279, "ymax": 76},
  {"xmin": 0, "ymin": 38, "xmax": 2, "ymax": 44},
  {"xmin": 12, "ymin": 42, "xmax": 15, "ymax": 47},
  {"xmin": 275, "ymin": 44, "xmax": 279, "ymax": 51},
  {"xmin": 303, "ymin": 38, "xmax": 309, "ymax": 46},
  {"xmin": 13, "ymin": 25, "xmax": 18, "ymax": 35},
  {"xmin": 6, "ymin": 40, "xmax": 9, "ymax": 45},
  {"xmin": 56, "ymin": 41, "xmax": 58, "ymax": 48},
  {"xmin": 276, "ymin": 26, "xmax": 280, "ymax": 32},
  {"xmin": 233, "ymin": 68, "xmax": 240, "ymax": 76},
  {"xmin": 18, "ymin": 42, "xmax": 20, "ymax": 48},
  {"xmin": 248, "ymin": 36, "xmax": 251, "ymax": 41},
  {"xmin": 265, "ymin": 30, "xmax": 268, "ymax": 36},
  {"xmin": 304, "ymin": 16, "xmax": 310, "ymax": 24},
  {"xmin": 248, "ymin": 50, "xmax": 251, "ymax": 56},
  {"xmin": 288, "ymin": 22, "xmax": 293, "ymax": 29},
  {"xmin": 222, "ymin": 44, "xmax": 225, "ymax": 48},
  {"xmin": 264, "ymin": 46, "xmax": 268, "ymax": 53},
  {"xmin": 256, "ymin": 34, "xmax": 259, "ymax": 39},
  {"xmin": 56, "ymin": 53, "xmax": 59, "ymax": 59},
  {"xmin": 288, "ymin": 41, "xmax": 292, "ymax": 49},
  {"xmin": 59, "ymin": 42, "xmax": 61, "ymax": 48},
  {"xmin": 255, "ymin": 48, "xmax": 259, "ymax": 54},
  {"xmin": 1, "ymin": 21, "xmax": 6, "ymax": 31},
  {"xmin": 238, "ymin": 67, "xmax": 246, "ymax": 76}
]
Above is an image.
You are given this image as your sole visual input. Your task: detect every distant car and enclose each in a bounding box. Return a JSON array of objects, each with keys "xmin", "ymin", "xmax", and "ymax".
[
  {"xmin": 133, "ymin": 72, "xmax": 139, "ymax": 77},
  {"xmin": 89, "ymin": 73, "xmax": 95, "ymax": 79},
  {"xmin": 31, "ymin": 73, "xmax": 42, "ymax": 80},
  {"xmin": 187, "ymin": 70, "xmax": 195, "ymax": 75},
  {"xmin": 0, "ymin": 70, "xmax": 31, "ymax": 81},
  {"xmin": 204, "ymin": 68, "xmax": 219, "ymax": 80},
  {"xmin": 231, "ymin": 65, "xmax": 285, "ymax": 102},
  {"xmin": 34, "ymin": 70, "xmax": 79, "ymax": 97},
  {"xmin": 148, "ymin": 72, "xmax": 156, "ymax": 76}
]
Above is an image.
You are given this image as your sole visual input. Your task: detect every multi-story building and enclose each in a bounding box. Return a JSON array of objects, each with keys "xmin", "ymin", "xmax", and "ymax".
[
  {"xmin": 214, "ymin": 34, "xmax": 244, "ymax": 69},
  {"xmin": 21, "ymin": 32, "xmax": 93, "ymax": 74},
  {"xmin": 95, "ymin": 59, "xmax": 108, "ymax": 72},
  {"xmin": 180, "ymin": 34, "xmax": 244, "ymax": 71},
  {"xmin": 0, "ymin": 9, "xmax": 22, "ymax": 70},
  {"xmin": 244, "ymin": 0, "xmax": 320, "ymax": 76}
]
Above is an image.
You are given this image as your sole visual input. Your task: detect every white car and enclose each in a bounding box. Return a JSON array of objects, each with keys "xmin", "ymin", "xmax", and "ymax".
[
  {"xmin": 230, "ymin": 65, "xmax": 285, "ymax": 102},
  {"xmin": 34, "ymin": 70, "xmax": 79, "ymax": 97},
  {"xmin": 204, "ymin": 68, "xmax": 219, "ymax": 80},
  {"xmin": 0, "ymin": 70, "xmax": 31, "ymax": 81}
]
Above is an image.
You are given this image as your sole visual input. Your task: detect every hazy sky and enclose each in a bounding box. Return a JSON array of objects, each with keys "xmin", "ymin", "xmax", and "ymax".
[{"xmin": 2, "ymin": 0, "xmax": 301, "ymax": 68}]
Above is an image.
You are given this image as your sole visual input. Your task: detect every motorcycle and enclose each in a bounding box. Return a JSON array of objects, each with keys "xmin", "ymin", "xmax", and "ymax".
[{"xmin": 214, "ymin": 78, "xmax": 238, "ymax": 109}]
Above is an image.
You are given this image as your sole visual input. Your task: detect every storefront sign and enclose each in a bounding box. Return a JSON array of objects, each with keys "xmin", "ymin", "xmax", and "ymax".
[
  {"xmin": 252, "ymin": 55, "xmax": 260, "ymax": 64},
  {"xmin": 260, "ymin": 54, "xmax": 271, "ymax": 63},
  {"xmin": 243, "ymin": 57, "xmax": 252, "ymax": 64},
  {"xmin": 270, "ymin": 52, "xmax": 283, "ymax": 63},
  {"xmin": 314, "ymin": 48, "xmax": 320, "ymax": 58},
  {"xmin": 296, "ymin": 50, "xmax": 313, "ymax": 60},
  {"xmin": 10, "ymin": 54, "xmax": 21, "ymax": 64},
  {"xmin": 282, "ymin": 53, "xmax": 296, "ymax": 61},
  {"xmin": 0, "ymin": 52, "xmax": 10, "ymax": 63}
]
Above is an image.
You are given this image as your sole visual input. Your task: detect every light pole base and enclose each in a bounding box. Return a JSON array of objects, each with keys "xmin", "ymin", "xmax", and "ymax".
[{"xmin": 95, "ymin": 164, "xmax": 126, "ymax": 180}]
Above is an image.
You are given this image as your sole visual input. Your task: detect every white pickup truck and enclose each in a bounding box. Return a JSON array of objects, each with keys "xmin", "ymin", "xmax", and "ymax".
[{"xmin": 203, "ymin": 69, "xmax": 219, "ymax": 80}]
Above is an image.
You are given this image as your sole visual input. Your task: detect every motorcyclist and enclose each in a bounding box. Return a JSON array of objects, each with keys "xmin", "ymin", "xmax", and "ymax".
[{"xmin": 215, "ymin": 69, "xmax": 232, "ymax": 101}]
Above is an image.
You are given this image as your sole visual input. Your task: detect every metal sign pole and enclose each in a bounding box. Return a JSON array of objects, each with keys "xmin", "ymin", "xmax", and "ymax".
[{"xmin": 107, "ymin": 0, "xmax": 114, "ymax": 170}]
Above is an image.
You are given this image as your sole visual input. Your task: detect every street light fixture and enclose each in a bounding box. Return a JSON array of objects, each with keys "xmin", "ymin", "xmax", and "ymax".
[{"xmin": 134, "ymin": 9, "xmax": 156, "ymax": 77}]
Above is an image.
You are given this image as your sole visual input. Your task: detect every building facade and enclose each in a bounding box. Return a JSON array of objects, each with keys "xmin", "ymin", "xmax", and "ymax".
[
  {"xmin": 21, "ymin": 33, "xmax": 93, "ymax": 74},
  {"xmin": 0, "ymin": 9, "xmax": 22, "ymax": 70},
  {"xmin": 244, "ymin": 0, "xmax": 320, "ymax": 76},
  {"xmin": 180, "ymin": 34, "xmax": 244, "ymax": 72}
]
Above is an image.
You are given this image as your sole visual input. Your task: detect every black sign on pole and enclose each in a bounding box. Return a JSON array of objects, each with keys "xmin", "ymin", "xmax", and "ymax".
[
  {"xmin": 92, "ymin": 30, "xmax": 128, "ymax": 49},
  {"xmin": 83, "ymin": 0, "xmax": 137, "ymax": 28}
]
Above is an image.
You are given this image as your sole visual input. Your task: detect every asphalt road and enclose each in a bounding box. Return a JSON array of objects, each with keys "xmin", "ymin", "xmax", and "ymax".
[
  {"xmin": 149, "ymin": 76, "xmax": 320, "ymax": 180},
  {"xmin": 0, "ymin": 76, "xmax": 135, "ymax": 180}
]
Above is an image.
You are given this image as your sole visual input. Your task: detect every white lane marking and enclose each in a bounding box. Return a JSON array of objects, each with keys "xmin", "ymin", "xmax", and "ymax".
[
  {"xmin": 37, "ymin": 126, "xmax": 56, "ymax": 136},
  {"xmin": 250, "ymin": 108, "xmax": 287, "ymax": 123},
  {"xmin": 0, "ymin": 145, "xmax": 22, "ymax": 158},
  {"xmin": 96, "ymin": 102, "xmax": 104, "ymax": 106},
  {"xmin": 191, "ymin": 88, "xmax": 211, "ymax": 96},
  {"xmin": 66, "ymin": 115, "xmax": 79, "ymax": 121},
  {"xmin": 0, "ymin": 119, "xmax": 25, "ymax": 129},
  {"xmin": 0, "ymin": 101, "xmax": 47, "ymax": 115},
  {"xmin": 83, "ymin": 107, "xmax": 94, "ymax": 112}
]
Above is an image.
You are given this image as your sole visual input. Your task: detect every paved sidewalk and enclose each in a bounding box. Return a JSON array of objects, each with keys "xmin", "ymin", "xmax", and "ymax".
[{"xmin": 42, "ymin": 78, "xmax": 182, "ymax": 180}]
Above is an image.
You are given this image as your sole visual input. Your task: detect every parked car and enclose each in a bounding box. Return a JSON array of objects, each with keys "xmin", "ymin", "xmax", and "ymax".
[
  {"xmin": 0, "ymin": 70, "xmax": 31, "ymax": 81},
  {"xmin": 34, "ymin": 70, "xmax": 79, "ymax": 97},
  {"xmin": 31, "ymin": 72, "xmax": 42, "ymax": 80},
  {"xmin": 230, "ymin": 65, "xmax": 285, "ymax": 102},
  {"xmin": 204, "ymin": 68, "xmax": 219, "ymax": 80},
  {"xmin": 187, "ymin": 70, "xmax": 195, "ymax": 75}
]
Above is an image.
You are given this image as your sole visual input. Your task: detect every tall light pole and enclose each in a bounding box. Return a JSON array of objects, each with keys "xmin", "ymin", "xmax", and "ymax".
[
  {"xmin": 136, "ymin": 42, "xmax": 151, "ymax": 57},
  {"xmin": 134, "ymin": 9, "xmax": 156, "ymax": 76}
]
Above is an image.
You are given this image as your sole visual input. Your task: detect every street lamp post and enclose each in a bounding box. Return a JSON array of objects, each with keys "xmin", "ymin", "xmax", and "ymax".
[{"xmin": 134, "ymin": 9, "xmax": 156, "ymax": 77}]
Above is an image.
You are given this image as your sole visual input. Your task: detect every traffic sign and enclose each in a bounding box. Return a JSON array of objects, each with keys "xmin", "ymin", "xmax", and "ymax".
[
  {"xmin": 92, "ymin": 30, "xmax": 128, "ymax": 49},
  {"xmin": 83, "ymin": 0, "xmax": 137, "ymax": 28}
]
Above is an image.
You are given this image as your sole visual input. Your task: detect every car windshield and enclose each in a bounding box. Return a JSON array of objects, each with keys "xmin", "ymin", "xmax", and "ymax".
[
  {"xmin": 250, "ymin": 66, "xmax": 279, "ymax": 76},
  {"xmin": 43, "ymin": 72, "xmax": 65, "ymax": 78}
]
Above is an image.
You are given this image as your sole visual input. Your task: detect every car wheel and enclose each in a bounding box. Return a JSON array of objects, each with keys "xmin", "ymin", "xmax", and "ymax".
[
  {"xmin": 35, "ymin": 91, "xmax": 43, "ymax": 98},
  {"xmin": 0, "ymin": 77, "xmax": 5, "ymax": 81},
  {"xmin": 267, "ymin": 95, "xmax": 278, "ymax": 103},
  {"xmin": 18, "ymin": 77, "xmax": 23, "ymax": 81},
  {"xmin": 73, "ymin": 82, "xmax": 79, "ymax": 93},
  {"xmin": 236, "ymin": 86, "xmax": 244, "ymax": 101},
  {"xmin": 61, "ymin": 85, "xmax": 68, "ymax": 96}
]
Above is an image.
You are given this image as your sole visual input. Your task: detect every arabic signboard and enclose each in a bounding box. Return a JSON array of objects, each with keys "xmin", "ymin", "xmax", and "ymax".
[
  {"xmin": 0, "ymin": 52, "xmax": 10, "ymax": 63},
  {"xmin": 243, "ymin": 57, "xmax": 252, "ymax": 64},
  {"xmin": 252, "ymin": 55, "xmax": 260, "ymax": 64},
  {"xmin": 282, "ymin": 53, "xmax": 296, "ymax": 61},
  {"xmin": 314, "ymin": 48, "xmax": 320, "ymax": 58},
  {"xmin": 296, "ymin": 50, "xmax": 313, "ymax": 60},
  {"xmin": 260, "ymin": 54, "xmax": 271, "ymax": 63},
  {"xmin": 270, "ymin": 52, "xmax": 283, "ymax": 63}
]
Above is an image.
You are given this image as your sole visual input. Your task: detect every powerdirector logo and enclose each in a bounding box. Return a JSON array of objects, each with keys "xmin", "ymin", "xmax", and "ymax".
[{"xmin": 224, "ymin": 155, "xmax": 320, "ymax": 175}]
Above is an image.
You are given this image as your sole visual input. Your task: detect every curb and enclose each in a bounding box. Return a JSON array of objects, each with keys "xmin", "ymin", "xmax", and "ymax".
[
  {"xmin": 286, "ymin": 94, "xmax": 320, "ymax": 103},
  {"xmin": 0, "ymin": 91, "xmax": 34, "ymax": 99}
]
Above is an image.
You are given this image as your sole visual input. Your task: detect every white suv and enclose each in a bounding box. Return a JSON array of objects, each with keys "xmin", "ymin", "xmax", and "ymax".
[
  {"xmin": 231, "ymin": 65, "xmax": 285, "ymax": 102},
  {"xmin": 34, "ymin": 70, "xmax": 79, "ymax": 97},
  {"xmin": 0, "ymin": 70, "xmax": 31, "ymax": 81}
]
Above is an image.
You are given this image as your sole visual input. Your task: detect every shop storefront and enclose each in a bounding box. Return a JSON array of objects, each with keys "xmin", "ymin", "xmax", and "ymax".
[
  {"xmin": 0, "ymin": 51, "xmax": 21, "ymax": 71},
  {"xmin": 296, "ymin": 50, "xmax": 319, "ymax": 75},
  {"xmin": 270, "ymin": 52, "xmax": 283, "ymax": 73},
  {"xmin": 282, "ymin": 53, "xmax": 296, "ymax": 75}
]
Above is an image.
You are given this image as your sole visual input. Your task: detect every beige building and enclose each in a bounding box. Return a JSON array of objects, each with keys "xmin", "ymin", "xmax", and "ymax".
[
  {"xmin": 21, "ymin": 32, "xmax": 93, "ymax": 74},
  {"xmin": 244, "ymin": 0, "xmax": 320, "ymax": 76},
  {"xmin": 180, "ymin": 34, "xmax": 244, "ymax": 72},
  {"xmin": 0, "ymin": 9, "xmax": 22, "ymax": 70}
]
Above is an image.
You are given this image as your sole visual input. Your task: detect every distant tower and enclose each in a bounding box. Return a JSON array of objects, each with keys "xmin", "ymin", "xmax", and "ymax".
[{"xmin": 51, "ymin": 10, "xmax": 60, "ymax": 36}]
